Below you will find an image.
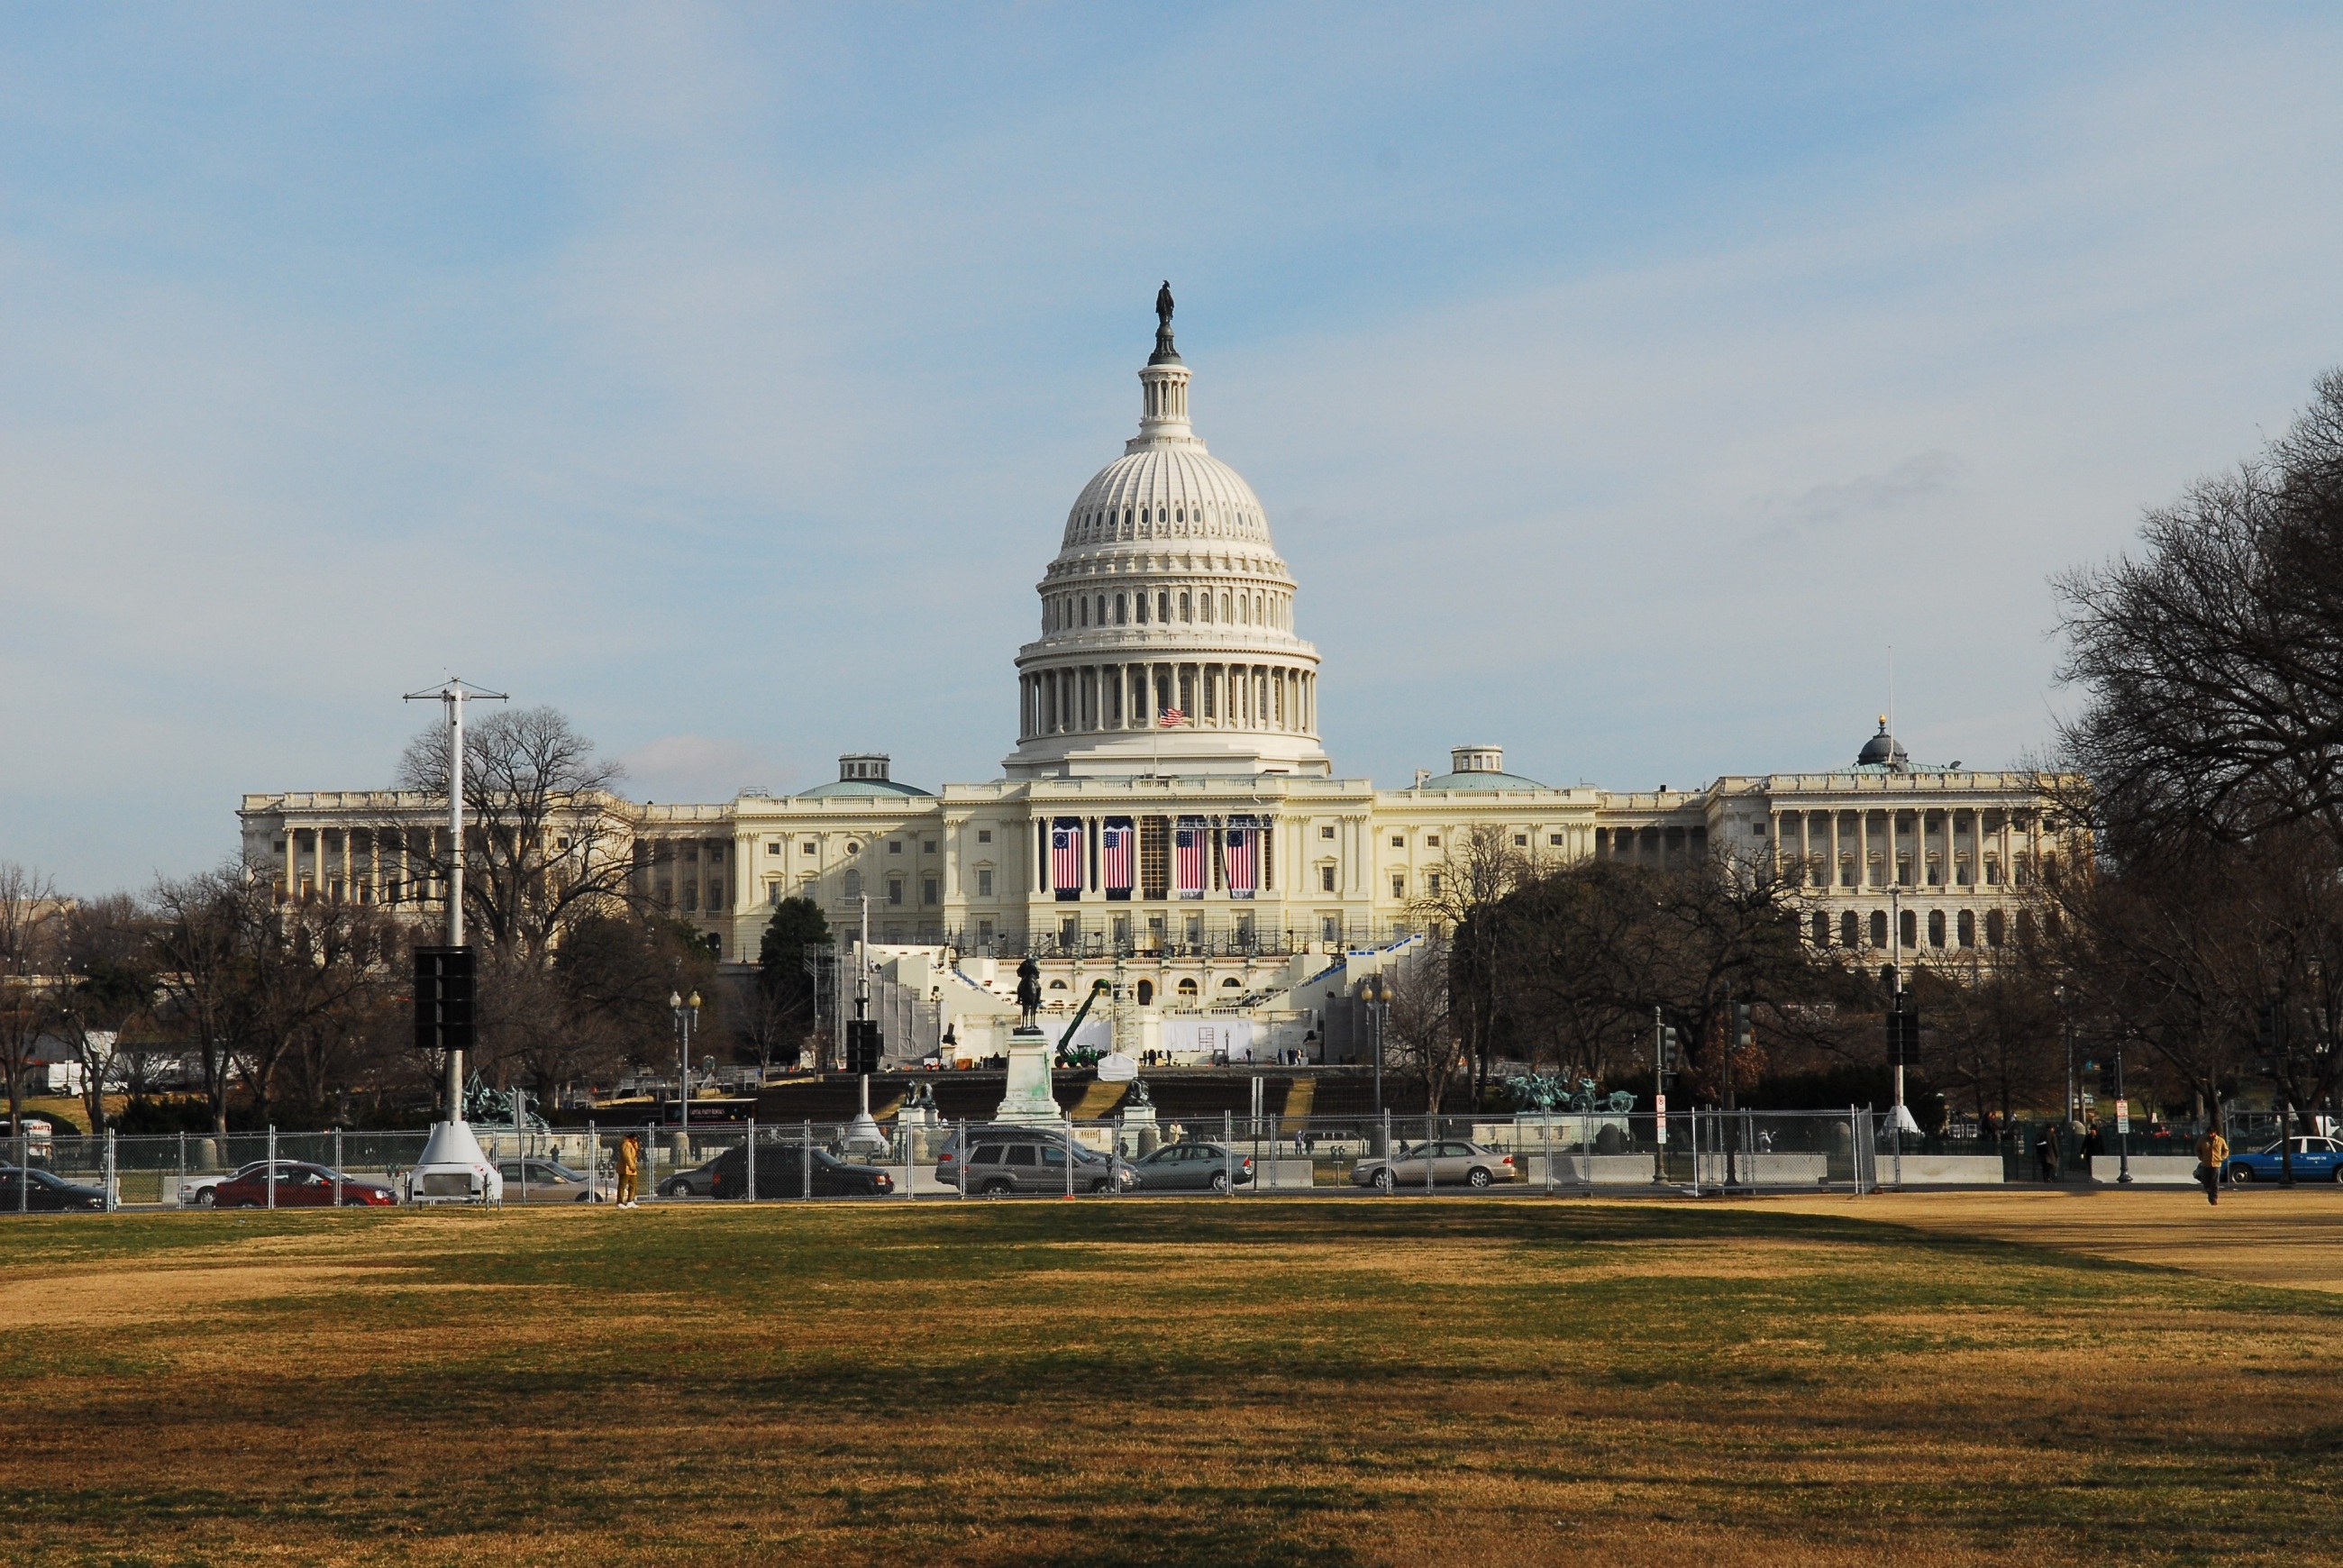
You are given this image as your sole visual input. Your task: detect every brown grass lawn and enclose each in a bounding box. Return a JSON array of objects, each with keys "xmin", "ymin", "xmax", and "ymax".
[{"xmin": 2, "ymin": 1191, "xmax": 2340, "ymax": 1566}]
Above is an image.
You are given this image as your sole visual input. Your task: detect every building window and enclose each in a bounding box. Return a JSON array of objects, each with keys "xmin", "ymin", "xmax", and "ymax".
[
  {"xmin": 1986, "ymin": 909, "xmax": 2006, "ymax": 947},
  {"xmin": 923, "ymin": 876, "xmax": 939, "ymax": 906},
  {"xmin": 977, "ymin": 918, "xmax": 995, "ymax": 944},
  {"xmin": 1928, "ymin": 910, "xmax": 1946, "ymax": 948},
  {"xmin": 1319, "ymin": 865, "xmax": 1336, "ymax": 892},
  {"xmin": 977, "ymin": 869, "xmax": 994, "ymax": 897},
  {"xmin": 1549, "ymin": 834, "xmax": 1564, "ymax": 845},
  {"xmin": 1427, "ymin": 872, "xmax": 1441, "ymax": 895},
  {"xmin": 1392, "ymin": 874, "xmax": 1406, "ymax": 898},
  {"xmin": 1901, "ymin": 909, "xmax": 1918, "ymax": 949},
  {"xmin": 1984, "ymin": 855, "xmax": 2001, "ymax": 886},
  {"xmin": 768, "ymin": 880, "xmax": 782, "ymax": 907},
  {"xmin": 802, "ymin": 841, "xmax": 816, "ymax": 854},
  {"xmin": 1956, "ymin": 909, "xmax": 1976, "ymax": 948},
  {"xmin": 1515, "ymin": 834, "xmax": 1527, "ymax": 847},
  {"xmin": 889, "ymin": 877, "xmax": 905, "ymax": 906},
  {"xmin": 977, "ymin": 829, "xmax": 992, "ymax": 843},
  {"xmin": 889, "ymin": 841, "xmax": 902, "ymax": 855},
  {"xmin": 707, "ymin": 881, "xmax": 723, "ymax": 908},
  {"xmin": 1178, "ymin": 977, "xmax": 1199, "ymax": 1000},
  {"xmin": 1116, "ymin": 594, "xmax": 1127, "ymax": 624},
  {"xmin": 681, "ymin": 885, "xmax": 698, "ymax": 913},
  {"xmin": 1320, "ymin": 916, "xmax": 1341, "ymax": 944},
  {"xmin": 843, "ymin": 871, "xmax": 862, "ymax": 901},
  {"xmin": 1840, "ymin": 911, "xmax": 1858, "ymax": 948},
  {"xmin": 1320, "ymin": 825, "xmax": 1336, "ymax": 840},
  {"xmin": 924, "ymin": 840, "xmax": 937, "ymax": 853},
  {"xmin": 1425, "ymin": 834, "xmax": 1439, "ymax": 847},
  {"xmin": 1137, "ymin": 980, "xmax": 1153, "ymax": 1005},
  {"xmin": 1390, "ymin": 836, "xmax": 1404, "ymax": 847},
  {"xmin": 768, "ymin": 842, "xmax": 782, "ymax": 855},
  {"xmin": 1870, "ymin": 910, "xmax": 1888, "ymax": 947},
  {"xmin": 1811, "ymin": 912, "xmax": 1828, "ymax": 946}
]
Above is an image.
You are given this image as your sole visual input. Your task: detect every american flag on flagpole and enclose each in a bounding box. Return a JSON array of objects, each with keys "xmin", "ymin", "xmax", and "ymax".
[
  {"xmin": 1051, "ymin": 818, "xmax": 1084, "ymax": 900},
  {"xmin": 1225, "ymin": 815, "xmax": 1258, "ymax": 899},
  {"xmin": 1101, "ymin": 817, "xmax": 1135, "ymax": 899},
  {"xmin": 1173, "ymin": 816, "xmax": 1207, "ymax": 899},
  {"xmin": 1158, "ymin": 707, "xmax": 1185, "ymax": 728}
]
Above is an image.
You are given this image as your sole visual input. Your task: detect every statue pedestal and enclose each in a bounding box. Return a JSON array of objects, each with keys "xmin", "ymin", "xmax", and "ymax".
[
  {"xmin": 1117, "ymin": 1099, "xmax": 1158, "ymax": 1157},
  {"xmin": 994, "ymin": 1026, "xmax": 1062, "ymax": 1123}
]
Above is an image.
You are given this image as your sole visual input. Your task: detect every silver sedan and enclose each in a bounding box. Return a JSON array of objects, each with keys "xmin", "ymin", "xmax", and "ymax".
[{"xmin": 1348, "ymin": 1139, "xmax": 1521, "ymax": 1191}]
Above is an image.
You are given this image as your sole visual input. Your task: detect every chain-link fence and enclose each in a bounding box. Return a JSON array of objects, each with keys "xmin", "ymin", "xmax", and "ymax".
[{"xmin": 2, "ymin": 1105, "xmax": 2117, "ymax": 1211}]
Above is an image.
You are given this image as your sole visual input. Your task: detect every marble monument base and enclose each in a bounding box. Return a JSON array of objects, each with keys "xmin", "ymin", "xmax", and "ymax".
[{"xmin": 994, "ymin": 1026, "xmax": 1063, "ymax": 1123}]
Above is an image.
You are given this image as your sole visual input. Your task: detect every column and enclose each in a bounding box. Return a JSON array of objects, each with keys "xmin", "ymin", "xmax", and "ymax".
[
  {"xmin": 342, "ymin": 829, "xmax": 353, "ymax": 902},
  {"xmin": 1829, "ymin": 811, "xmax": 1842, "ymax": 889},
  {"xmin": 1798, "ymin": 811, "xmax": 1810, "ymax": 885}
]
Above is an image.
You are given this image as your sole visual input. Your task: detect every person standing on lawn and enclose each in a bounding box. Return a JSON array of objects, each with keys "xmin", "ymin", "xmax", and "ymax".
[
  {"xmin": 2195, "ymin": 1127, "xmax": 2229, "ymax": 1206},
  {"xmin": 615, "ymin": 1134, "xmax": 640, "ymax": 1208},
  {"xmin": 2035, "ymin": 1122, "xmax": 2060, "ymax": 1183}
]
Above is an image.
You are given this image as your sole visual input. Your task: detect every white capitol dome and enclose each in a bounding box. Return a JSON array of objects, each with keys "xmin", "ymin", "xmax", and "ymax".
[{"xmin": 1005, "ymin": 298, "xmax": 1328, "ymax": 779}]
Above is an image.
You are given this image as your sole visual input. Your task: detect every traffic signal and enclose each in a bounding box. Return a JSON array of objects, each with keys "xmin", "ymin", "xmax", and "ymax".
[
  {"xmin": 1735, "ymin": 1003, "xmax": 1754, "ymax": 1053},
  {"xmin": 1885, "ymin": 1005, "xmax": 1919, "ymax": 1066},
  {"xmin": 413, "ymin": 946, "xmax": 474, "ymax": 1060},
  {"xmin": 846, "ymin": 1019, "xmax": 883, "ymax": 1074}
]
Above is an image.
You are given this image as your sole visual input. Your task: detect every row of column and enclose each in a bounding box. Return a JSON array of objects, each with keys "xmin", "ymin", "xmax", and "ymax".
[
  {"xmin": 1021, "ymin": 661, "xmax": 1315, "ymax": 739},
  {"xmin": 282, "ymin": 825, "xmax": 431, "ymax": 905},
  {"xmin": 1774, "ymin": 807, "xmax": 2041, "ymax": 889}
]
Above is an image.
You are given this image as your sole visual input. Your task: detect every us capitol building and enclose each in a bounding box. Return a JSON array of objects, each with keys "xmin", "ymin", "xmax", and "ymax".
[{"xmin": 240, "ymin": 298, "xmax": 2065, "ymax": 1060}]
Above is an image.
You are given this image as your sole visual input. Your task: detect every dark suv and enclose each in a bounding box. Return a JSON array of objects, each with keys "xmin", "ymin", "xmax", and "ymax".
[{"xmin": 705, "ymin": 1144, "xmax": 895, "ymax": 1199}]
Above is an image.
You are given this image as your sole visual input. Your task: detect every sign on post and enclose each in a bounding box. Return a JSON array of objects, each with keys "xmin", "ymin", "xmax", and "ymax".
[
  {"xmin": 2115, "ymin": 1099, "xmax": 2129, "ymax": 1135},
  {"xmin": 1653, "ymin": 1092, "xmax": 1668, "ymax": 1144}
]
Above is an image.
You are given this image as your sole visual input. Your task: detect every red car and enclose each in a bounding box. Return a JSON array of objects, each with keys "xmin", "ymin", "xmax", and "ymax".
[{"xmin": 212, "ymin": 1162, "xmax": 397, "ymax": 1208}]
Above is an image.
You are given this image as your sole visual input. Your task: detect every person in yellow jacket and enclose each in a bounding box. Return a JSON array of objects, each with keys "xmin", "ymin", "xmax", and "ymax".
[
  {"xmin": 2194, "ymin": 1128, "xmax": 2229, "ymax": 1206},
  {"xmin": 615, "ymin": 1134, "xmax": 640, "ymax": 1208}
]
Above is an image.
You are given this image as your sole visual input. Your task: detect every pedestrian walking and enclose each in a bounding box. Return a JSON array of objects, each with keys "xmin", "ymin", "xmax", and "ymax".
[
  {"xmin": 2082, "ymin": 1119, "xmax": 2104, "ymax": 1161},
  {"xmin": 2195, "ymin": 1127, "xmax": 2229, "ymax": 1207},
  {"xmin": 615, "ymin": 1134, "xmax": 640, "ymax": 1208},
  {"xmin": 2034, "ymin": 1123, "xmax": 2060, "ymax": 1183}
]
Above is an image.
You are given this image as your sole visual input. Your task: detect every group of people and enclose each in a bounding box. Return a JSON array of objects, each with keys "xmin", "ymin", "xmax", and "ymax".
[{"xmin": 2029, "ymin": 1117, "xmax": 2230, "ymax": 1205}]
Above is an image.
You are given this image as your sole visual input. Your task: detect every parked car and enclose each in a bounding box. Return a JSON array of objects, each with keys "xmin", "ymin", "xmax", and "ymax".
[
  {"xmin": 705, "ymin": 1144, "xmax": 896, "ymax": 1199},
  {"xmin": 935, "ymin": 1123, "xmax": 1099, "ymax": 1190},
  {"xmin": 214, "ymin": 1162, "xmax": 397, "ymax": 1208},
  {"xmin": 659, "ymin": 1156, "xmax": 728, "ymax": 1199},
  {"xmin": 181, "ymin": 1160, "xmax": 283, "ymax": 1208},
  {"xmin": 951, "ymin": 1135, "xmax": 1136, "ymax": 1196},
  {"xmin": 0, "ymin": 1165, "xmax": 105, "ymax": 1211},
  {"xmin": 1129, "ymin": 1141, "xmax": 1254, "ymax": 1193},
  {"xmin": 2226, "ymin": 1136, "xmax": 2343, "ymax": 1183},
  {"xmin": 495, "ymin": 1158, "xmax": 603, "ymax": 1203},
  {"xmin": 1348, "ymin": 1139, "xmax": 1520, "ymax": 1191}
]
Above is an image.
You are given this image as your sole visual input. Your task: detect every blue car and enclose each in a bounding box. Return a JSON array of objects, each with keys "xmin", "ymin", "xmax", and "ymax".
[{"xmin": 2225, "ymin": 1136, "xmax": 2343, "ymax": 1183}]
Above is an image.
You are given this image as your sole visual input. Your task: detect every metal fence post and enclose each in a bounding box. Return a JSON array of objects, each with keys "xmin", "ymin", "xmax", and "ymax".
[
  {"xmin": 1381, "ymin": 1108, "xmax": 1391, "ymax": 1196},
  {"xmin": 643, "ymin": 1124, "xmax": 656, "ymax": 1203},
  {"xmin": 178, "ymin": 1131, "xmax": 187, "ymax": 1208},
  {"xmin": 802, "ymin": 1119, "xmax": 812, "ymax": 1201},
  {"xmin": 1225, "ymin": 1108, "xmax": 1241, "ymax": 1196},
  {"xmin": 586, "ymin": 1119, "xmax": 597, "ymax": 1202},
  {"xmin": 902, "ymin": 1117, "xmax": 914, "ymax": 1201},
  {"xmin": 333, "ymin": 1127, "xmax": 343, "ymax": 1208},
  {"xmin": 1580, "ymin": 1107, "xmax": 1592, "ymax": 1197},
  {"xmin": 266, "ymin": 1126, "xmax": 277, "ymax": 1209},
  {"xmin": 104, "ymin": 1130, "xmax": 116, "ymax": 1214},
  {"xmin": 1425, "ymin": 1114, "xmax": 1436, "ymax": 1196},
  {"xmin": 1543, "ymin": 1114, "xmax": 1554, "ymax": 1197},
  {"xmin": 747, "ymin": 1117, "xmax": 758, "ymax": 1203}
]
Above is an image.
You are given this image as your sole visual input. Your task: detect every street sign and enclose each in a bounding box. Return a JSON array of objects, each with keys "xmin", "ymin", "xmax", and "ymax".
[
  {"xmin": 2115, "ymin": 1099, "xmax": 2129, "ymax": 1135},
  {"xmin": 1653, "ymin": 1092, "xmax": 1667, "ymax": 1143}
]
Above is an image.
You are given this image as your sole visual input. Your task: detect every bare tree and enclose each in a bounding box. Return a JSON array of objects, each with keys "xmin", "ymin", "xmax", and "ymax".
[
  {"xmin": 148, "ymin": 863, "xmax": 268, "ymax": 1135},
  {"xmin": 394, "ymin": 706, "xmax": 635, "ymax": 967},
  {"xmin": 0, "ymin": 863, "xmax": 62, "ymax": 1136},
  {"xmin": 2055, "ymin": 369, "xmax": 2343, "ymax": 853},
  {"xmin": 1379, "ymin": 930, "xmax": 1461, "ymax": 1114},
  {"xmin": 55, "ymin": 893, "xmax": 156, "ymax": 1136},
  {"xmin": 1410, "ymin": 824, "xmax": 1533, "ymax": 1101}
]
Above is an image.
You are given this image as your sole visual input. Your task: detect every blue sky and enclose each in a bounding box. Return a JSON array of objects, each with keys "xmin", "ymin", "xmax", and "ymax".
[{"xmin": 6, "ymin": 5, "xmax": 2342, "ymax": 894}]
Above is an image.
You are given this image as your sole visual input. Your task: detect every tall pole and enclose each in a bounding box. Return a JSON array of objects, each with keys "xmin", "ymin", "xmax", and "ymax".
[{"xmin": 406, "ymin": 677, "xmax": 504, "ymax": 1125}]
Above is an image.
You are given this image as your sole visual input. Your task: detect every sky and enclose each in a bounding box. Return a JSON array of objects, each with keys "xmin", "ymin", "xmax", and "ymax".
[{"xmin": 5, "ymin": 4, "xmax": 2343, "ymax": 896}]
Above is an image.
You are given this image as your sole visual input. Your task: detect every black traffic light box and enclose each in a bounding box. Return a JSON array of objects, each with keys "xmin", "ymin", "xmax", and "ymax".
[
  {"xmin": 846, "ymin": 1019, "xmax": 883, "ymax": 1074},
  {"xmin": 414, "ymin": 946, "xmax": 475, "ymax": 1059},
  {"xmin": 1886, "ymin": 1006, "xmax": 1920, "ymax": 1066}
]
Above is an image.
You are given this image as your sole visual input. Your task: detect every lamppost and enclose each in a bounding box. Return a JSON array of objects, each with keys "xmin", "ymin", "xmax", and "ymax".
[
  {"xmin": 2114, "ymin": 1033, "xmax": 2133, "ymax": 1185},
  {"xmin": 1363, "ymin": 973, "xmax": 1390, "ymax": 1121},
  {"xmin": 2056, "ymin": 984, "xmax": 2074, "ymax": 1131},
  {"xmin": 670, "ymin": 989, "xmax": 700, "ymax": 1131}
]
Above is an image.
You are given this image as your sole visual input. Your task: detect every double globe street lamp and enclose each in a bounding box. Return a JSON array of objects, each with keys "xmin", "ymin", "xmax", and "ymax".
[{"xmin": 670, "ymin": 989, "xmax": 701, "ymax": 1131}]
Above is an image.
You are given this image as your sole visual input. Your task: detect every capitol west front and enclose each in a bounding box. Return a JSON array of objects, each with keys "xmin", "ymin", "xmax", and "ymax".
[{"xmin": 241, "ymin": 309, "xmax": 2062, "ymax": 1061}]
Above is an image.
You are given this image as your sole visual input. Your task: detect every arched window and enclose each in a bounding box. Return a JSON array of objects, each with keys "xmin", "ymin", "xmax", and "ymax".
[
  {"xmin": 1180, "ymin": 592, "xmax": 1192, "ymax": 621},
  {"xmin": 1870, "ymin": 910, "xmax": 1888, "ymax": 947},
  {"xmin": 843, "ymin": 871, "xmax": 862, "ymax": 901},
  {"xmin": 1177, "ymin": 977, "xmax": 1199, "ymax": 999},
  {"xmin": 1137, "ymin": 980, "xmax": 1153, "ymax": 1005},
  {"xmin": 1985, "ymin": 909, "xmax": 2005, "ymax": 947},
  {"xmin": 1080, "ymin": 597, "xmax": 1089, "ymax": 626},
  {"xmin": 1115, "ymin": 594, "xmax": 1127, "ymax": 624},
  {"xmin": 1840, "ymin": 911, "xmax": 1859, "ymax": 948},
  {"xmin": 1901, "ymin": 909, "xmax": 1918, "ymax": 949},
  {"xmin": 2016, "ymin": 909, "xmax": 2036, "ymax": 944},
  {"xmin": 1136, "ymin": 593, "xmax": 1149, "ymax": 624},
  {"xmin": 1957, "ymin": 909, "xmax": 1976, "ymax": 948},
  {"xmin": 1928, "ymin": 910, "xmax": 1946, "ymax": 948},
  {"xmin": 1141, "ymin": 507, "xmax": 1150, "ymax": 524},
  {"xmin": 1811, "ymin": 912, "xmax": 1829, "ymax": 946},
  {"xmin": 1200, "ymin": 594, "xmax": 1212, "ymax": 624},
  {"xmin": 1157, "ymin": 592, "xmax": 1170, "ymax": 622},
  {"xmin": 1222, "ymin": 976, "xmax": 1241, "ymax": 989}
]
